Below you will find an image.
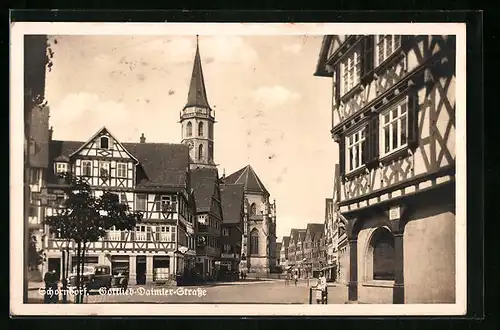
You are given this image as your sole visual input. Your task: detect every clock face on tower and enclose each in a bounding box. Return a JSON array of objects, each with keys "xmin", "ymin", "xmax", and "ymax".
[{"xmin": 188, "ymin": 141, "xmax": 194, "ymax": 150}]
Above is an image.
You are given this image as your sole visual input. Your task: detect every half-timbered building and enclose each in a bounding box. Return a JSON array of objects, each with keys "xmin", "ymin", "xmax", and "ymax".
[
  {"xmin": 303, "ymin": 223, "xmax": 324, "ymax": 278},
  {"xmin": 314, "ymin": 35, "xmax": 456, "ymax": 303},
  {"xmin": 219, "ymin": 183, "xmax": 245, "ymax": 274},
  {"xmin": 279, "ymin": 236, "xmax": 290, "ymax": 269},
  {"xmin": 190, "ymin": 167, "xmax": 223, "ymax": 279},
  {"xmin": 44, "ymin": 128, "xmax": 197, "ymax": 285}
]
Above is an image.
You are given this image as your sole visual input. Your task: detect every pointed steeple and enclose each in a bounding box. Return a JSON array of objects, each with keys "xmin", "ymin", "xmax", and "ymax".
[{"xmin": 185, "ymin": 35, "xmax": 211, "ymax": 109}]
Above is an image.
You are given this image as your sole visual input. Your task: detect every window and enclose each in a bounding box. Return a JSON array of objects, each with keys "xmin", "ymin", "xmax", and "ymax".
[
  {"xmin": 82, "ymin": 160, "xmax": 92, "ymax": 176},
  {"xmin": 186, "ymin": 121, "xmax": 193, "ymax": 137},
  {"xmin": 99, "ymin": 161, "xmax": 110, "ymax": 177},
  {"xmin": 380, "ymin": 100, "xmax": 408, "ymax": 155},
  {"xmin": 135, "ymin": 225, "xmax": 147, "ymax": 241},
  {"xmin": 116, "ymin": 162, "xmax": 127, "ymax": 178},
  {"xmin": 198, "ymin": 121, "xmax": 204, "ymax": 136},
  {"xmin": 340, "ymin": 47, "xmax": 362, "ymax": 95},
  {"xmin": 223, "ymin": 244, "xmax": 232, "ymax": 253},
  {"xmin": 250, "ymin": 203, "xmax": 257, "ymax": 216},
  {"xmin": 222, "ymin": 228, "xmax": 229, "ymax": 236},
  {"xmin": 198, "ymin": 144, "xmax": 204, "ymax": 161},
  {"xmin": 108, "ymin": 226, "xmax": 121, "ymax": 241},
  {"xmin": 55, "ymin": 162, "xmax": 68, "ymax": 174},
  {"xmin": 99, "ymin": 136, "xmax": 109, "ymax": 149},
  {"xmin": 250, "ymin": 229, "xmax": 259, "ymax": 255},
  {"xmin": 136, "ymin": 194, "xmax": 147, "ymax": 211},
  {"xmin": 375, "ymin": 35, "xmax": 402, "ymax": 67},
  {"xmin": 29, "ymin": 169, "xmax": 40, "ymax": 185},
  {"xmin": 157, "ymin": 195, "xmax": 178, "ymax": 213},
  {"xmin": 157, "ymin": 226, "xmax": 171, "ymax": 242},
  {"xmin": 371, "ymin": 228, "xmax": 395, "ymax": 280},
  {"xmin": 29, "ymin": 205, "xmax": 37, "ymax": 217},
  {"xmin": 345, "ymin": 127, "xmax": 367, "ymax": 172}
]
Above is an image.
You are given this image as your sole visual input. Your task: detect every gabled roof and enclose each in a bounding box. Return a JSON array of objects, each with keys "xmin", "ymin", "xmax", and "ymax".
[
  {"xmin": 224, "ymin": 165, "xmax": 269, "ymax": 195},
  {"xmin": 306, "ymin": 223, "xmax": 325, "ymax": 241},
  {"xmin": 282, "ymin": 236, "xmax": 290, "ymax": 248},
  {"xmin": 190, "ymin": 167, "xmax": 219, "ymax": 213},
  {"xmin": 185, "ymin": 37, "xmax": 211, "ymax": 110},
  {"xmin": 297, "ymin": 229, "xmax": 307, "ymax": 243},
  {"xmin": 314, "ymin": 35, "xmax": 333, "ymax": 77},
  {"xmin": 70, "ymin": 127, "xmax": 139, "ymax": 164},
  {"xmin": 220, "ymin": 183, "xmax": 245, "ymax": 224},
  {"xmin": 276, "ymin": 242, "xmax": 282, "ymax": 252},
  {"xmin": 47, "ymin": 139, "xmax": 190, "ymax": 189}
]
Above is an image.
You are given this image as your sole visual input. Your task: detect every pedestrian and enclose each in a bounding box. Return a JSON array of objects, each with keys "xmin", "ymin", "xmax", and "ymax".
[
  {"xmin": 294, "ymin": 272, "xmax": 298, "ymax": 286},
  {"xmin": 318, "ymin": 271, "xmax": 327, "ymax": 304},
  {"xmin": 285, "ymin": 272, "xmax": 289, "ymax": 286}
]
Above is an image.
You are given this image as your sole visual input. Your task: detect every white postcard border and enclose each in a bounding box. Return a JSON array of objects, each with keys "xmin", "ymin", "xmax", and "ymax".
[{"xmin": 10, "ymin": 22, "xmax": 467, "ymax": 316}]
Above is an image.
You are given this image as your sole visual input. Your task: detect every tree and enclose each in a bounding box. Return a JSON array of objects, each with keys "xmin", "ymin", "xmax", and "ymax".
[{"xmin": 45, "ymin": 173, "xmax": 143, "ymax": 303}]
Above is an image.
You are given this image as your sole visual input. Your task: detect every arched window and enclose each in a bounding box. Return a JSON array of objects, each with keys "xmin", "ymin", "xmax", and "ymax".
[
  {"xmin": 198, "ymin": 144, "xmax": 204, "ymax": 161},
  {"xmin": 250, "ymin": 229, "xmax": 259, "ymax": 255},
  {"xmin": 371, "ymin": 228, "xmax": 395, "ymax": 280},
  {"xmin": 250, "ymin": 203, "xmax": 257, "ymax": 216},
  {"xmin": 186, "ymin": 122, "xmax": 193, "ymax": 137},
  {"xmin": 198, "ymin": 122, "xmax": 204, "ymax": 136},
  {"xmin": 100, "ymin": 136, "xmax": 109, "ymax": 149}
]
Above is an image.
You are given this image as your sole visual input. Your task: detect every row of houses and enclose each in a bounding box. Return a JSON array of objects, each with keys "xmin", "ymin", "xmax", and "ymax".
[
  {"xmin": 25, "ymin": 36, "xmax": 278, "ymax": 285},
  {"xmin": 279, "ymin": 196, "xmax": 348, "ymax": 283}
]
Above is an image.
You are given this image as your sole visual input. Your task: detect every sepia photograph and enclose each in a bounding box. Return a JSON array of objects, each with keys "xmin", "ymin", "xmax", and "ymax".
[{"xmin": 10, "ymin": 22, "xmax": 467, "ymax": 316}]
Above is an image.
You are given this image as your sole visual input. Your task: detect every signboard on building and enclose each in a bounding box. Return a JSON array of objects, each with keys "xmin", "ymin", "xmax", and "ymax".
[
  {"xmin": 389, "ymin": 206, "xmax": 401, "ymax": 220},
  {"xmin": 221, "ymin": 253, "xmax": 235, "ymax": 259}
]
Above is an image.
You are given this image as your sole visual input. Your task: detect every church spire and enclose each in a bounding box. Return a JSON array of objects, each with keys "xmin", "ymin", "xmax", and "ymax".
[{"xmin": 185, "ymin": 35, "xmax": 210, "ymax": 109}]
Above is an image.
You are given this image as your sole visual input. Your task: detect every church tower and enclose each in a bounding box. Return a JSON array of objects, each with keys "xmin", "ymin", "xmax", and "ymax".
[{"xmin": 180, "ymin": 36, "xmax": 216, "ymax": 169}]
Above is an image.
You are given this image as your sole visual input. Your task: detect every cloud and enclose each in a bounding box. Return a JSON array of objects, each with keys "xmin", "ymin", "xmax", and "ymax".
[
  {"xmin": 252, "ymin": 85, "xmax": 301, "ymax": 109},
  {"xmin": 49, "ymin": 92, "xmax": 136, "ymax": 141},
  {"xmin": 132, "ymin": 36, "xmax": 258, "ymax": 68},
  {"xmin": 282, "ymin": 43, "xmax": 302, "ymax": 54}
]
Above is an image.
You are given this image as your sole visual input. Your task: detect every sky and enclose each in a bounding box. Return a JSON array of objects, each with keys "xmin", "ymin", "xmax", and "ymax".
[{"xmin": 44, "ymin": 34, "xmax": 338, "ymax": 240}]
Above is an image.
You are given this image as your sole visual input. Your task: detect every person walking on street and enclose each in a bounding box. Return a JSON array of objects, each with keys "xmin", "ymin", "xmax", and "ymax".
[
  {"xmin": 294, "ymin": 272, "xmax": 298, "ymax": 286},
  {"xmin": 318, "ymin": 271, "xmax": 327, "ymax": 304}
]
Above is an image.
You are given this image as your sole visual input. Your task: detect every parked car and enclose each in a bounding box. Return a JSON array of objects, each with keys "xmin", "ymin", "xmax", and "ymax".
[{"xmin": 68, "ymin": 264, "xmax": 112, "ymax": 290}]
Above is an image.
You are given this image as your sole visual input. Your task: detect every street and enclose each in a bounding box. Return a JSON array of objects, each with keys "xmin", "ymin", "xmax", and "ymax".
[{"xmin": 28, "ymin": 280, "xmax": 348, "ymax": 304}]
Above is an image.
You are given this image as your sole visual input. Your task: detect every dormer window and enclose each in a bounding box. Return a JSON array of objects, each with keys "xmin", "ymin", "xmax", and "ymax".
[
  {"xmin": 55, "ymin": 162, "xmax": 68, "ymax": 174},
  {"xmin": 99, "ymin": 136, "xmax": 109, "ymax": 149}
]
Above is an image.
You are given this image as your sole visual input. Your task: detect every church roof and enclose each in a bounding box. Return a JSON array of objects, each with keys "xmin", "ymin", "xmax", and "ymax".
[
  {"xmin": 47, "ymin": 139, "xmax": 190, "ymax": 190},
  {"xmin": 190, "ymin": 167, "xmax": 219, "ymax": 213},
  {"xmin": 224, "ymin": 165, "xmax": 269, "ymax": 196},
  {"xmin": 220, "ymin": 183, "xmax": 245, "ymax": 224},
  {"xmin": 185, "ymin": 37, "xmax": 210, "ymax": 109}
]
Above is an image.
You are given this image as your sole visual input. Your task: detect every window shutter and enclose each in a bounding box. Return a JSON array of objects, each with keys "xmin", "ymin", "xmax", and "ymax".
[
  {"xmin": 368, "ymin": 115, "xmax": 380, "ymax": 167},
  {"xmin": 339, "ymin": 137, "xmax": 346, "ymax": 179},
  {"xmin": 407, "ymin": 86, "xmax": 419, "ymax": 150},
  {"xmin": 362, "ymin": 35, "xmax": 375, "ymax": 79}
]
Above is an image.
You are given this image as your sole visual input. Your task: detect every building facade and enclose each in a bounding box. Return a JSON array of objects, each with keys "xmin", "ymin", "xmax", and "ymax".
[
  {"xmin": 279, "ymin": 236, "xmax": 290, "ymax": 268},
  {"xmin": 303, "ymin": 223, "xmax": 324, "ymax": 278},
  {"xmin": 219, "ymin": 183, "xmax": 245, "ymax": 274},
  {"xmin": 44, "ymin": 128, "xmax": 197, "ymax": 285},
  {"xmin": 315, "ymin": 35, "xmax": 456, "ymax": 303},
  {"xmin": 222, "ymin": 165, "xmax": 277, "ymax": 274}
]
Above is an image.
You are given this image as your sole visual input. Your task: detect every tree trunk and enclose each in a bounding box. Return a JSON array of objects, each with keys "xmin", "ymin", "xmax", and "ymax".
[
  {"xmin": 75, "ymin": 241, "xmax": 81, "ymax": 304},
  {"xmin": 80, "ymin": 241, "xmax": 86, "ymax": 304}
]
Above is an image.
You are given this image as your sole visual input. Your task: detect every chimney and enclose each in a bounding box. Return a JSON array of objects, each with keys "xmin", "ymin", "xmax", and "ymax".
[{"xmin": 140, "ymin": 133, "xmax": 146, "ymax": 143}]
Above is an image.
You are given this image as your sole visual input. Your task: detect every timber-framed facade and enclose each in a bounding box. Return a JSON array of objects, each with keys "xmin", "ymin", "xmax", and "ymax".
[{"xmin": 315, "ymin": 34, "xmax": 456, "ymax": 304}]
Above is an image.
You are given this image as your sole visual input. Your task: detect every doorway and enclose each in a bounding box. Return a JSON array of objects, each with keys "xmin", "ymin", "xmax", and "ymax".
[
  {"xmin": 48, "ymin": 258, "xmax": 61, "ymax": 280},
  {"xmin": 136, "ymin": 256, "xmax": 146, "ymax": 285}
]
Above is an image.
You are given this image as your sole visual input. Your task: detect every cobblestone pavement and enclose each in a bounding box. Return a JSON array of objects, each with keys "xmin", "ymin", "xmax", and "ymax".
[{"xmin": 29, "ymin": 280, "xmax": 348, "ymax": 304}]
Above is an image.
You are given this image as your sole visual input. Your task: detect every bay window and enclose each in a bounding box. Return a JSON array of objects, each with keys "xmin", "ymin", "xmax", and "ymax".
[
  {"xmin": 345, "ymin": 127, "xmax": 367, "ymax": 172},
  {"xmin": 380, "ymin": 99, "xmax": 408, "ymax": 156},
  {"xmin": 375, "ymin": 35, "xmax": 402, "ymax": 67}
]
